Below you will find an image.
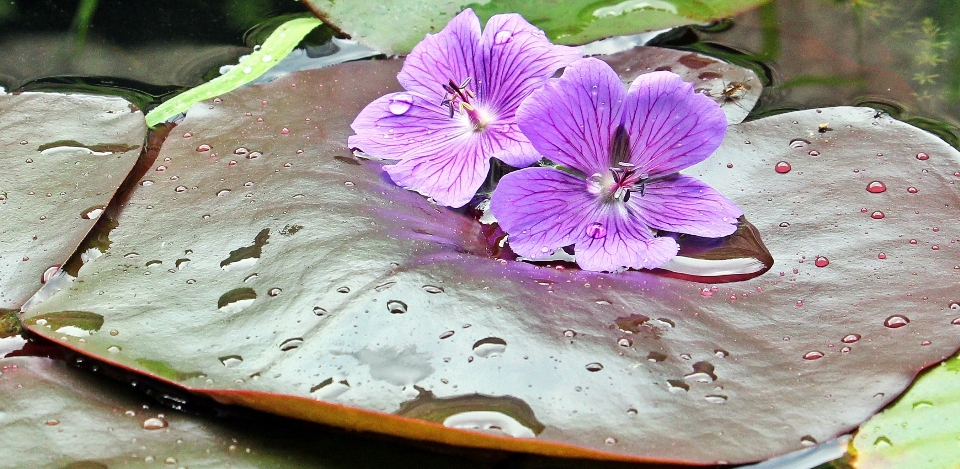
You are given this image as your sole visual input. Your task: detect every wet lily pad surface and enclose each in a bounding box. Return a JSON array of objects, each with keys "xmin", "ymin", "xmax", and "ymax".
[
  {"xmin": 0, "ymin": 93, "xmax": 145, "ymax": 310},
  {"xmin": 20, "ymin": 54, "xmax": 960, "ymax": 465},
  {"xmin": 0, "ymin": 356, "xmax": 496, "ymax": 469}
]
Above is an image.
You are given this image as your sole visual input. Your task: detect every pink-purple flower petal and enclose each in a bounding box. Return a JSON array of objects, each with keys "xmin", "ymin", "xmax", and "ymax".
[
  {"xmin": 396, "ymin": 9, "xmax": 481, "ymax": 100},
  {"xmin": 622, "ymin": 71, "xmax": 727, "ymax": 176},
  {"xmin": 383, "ymin": 137, "xmax": 490, "ymax": 208},
  {"xmin": 490, "ymin": 167, "xmax": 600, "ymax": 259},
  {"xmin": 631, "ymin": 175, "xmax": 742, "ymax": 237},
  {"xmin": 476, "ymin": 14, "xmax": 582, "ymax": 117},
  {"xmin": 517, "ymin": 57, "xmax": 625, "ymax": 175},
  {"xmin": 574, "ymin": 214, "xmax": 680, "ymax": 271}
]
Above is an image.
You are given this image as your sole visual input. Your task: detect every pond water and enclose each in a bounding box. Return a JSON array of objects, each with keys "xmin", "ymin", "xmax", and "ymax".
[{"xmin": 1, "ymin": 1, "xmax": 958, "ymax": 468}]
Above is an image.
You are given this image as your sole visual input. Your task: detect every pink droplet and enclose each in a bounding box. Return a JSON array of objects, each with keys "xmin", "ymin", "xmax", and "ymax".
[
  {"xmin": 182, "ymin": 132, "xmax": 192, "ymax": 138},
  {"xmin": 884, "ymin": 315, "xmax": 910, "ymax": 328},
  {"xmin": 196, "ymin": 144, "xmax": 211, "ymax": 152},
  {"xmin": 866, "ymin": 181, "xmax": 886, "ymax": 193},
  {"xmin": 907, "ymin": 186, "xmax": 919, "ymax": 194},
  {"xmin": 775, "ymin": 161, "xmax": 792, "ymax": 174},
  {"xmin": 700, "ymin": 288, "xmax": 713, "ymax": 297},
  {"xmin": 932, "ymin": 227, "xmax": 940, "ymax": 232},
  {"xmin": 921, "ymin": 340, "xmax": 931, "ymax": 346},
  {"xmin": 932, "ymin": 245, "xmax": 940, "ymax": 251},
  {"xmin": 909, "ymin": 239, "xmax": 918, "ymax": 245},
  {"xmin": 41, "ymin": 265, "xmax": 61, "ymax": 283},
  {"xmin": 878, "ymin": 252, "xmax": 887, "ymax": 259},
  {"xmin": 796, "ymin": 300, "xmax": 804, "ymax": 307},
  {"xmin": 952, "ymin": 317, "xmax": 960, "ymax": 325},
  {"xmin": 585, "ymin": 222, "xmax": 606, "ymax": 239},
  {"xmin": 803, "ymin": 351, "xmax": 823, "ymax": 360},
  {"xmin": 155, "ymin": 165, "xmax": 167, "ymax": 172},
  {"xmin": 870, "ymin": 211, "xmax": 885, "ymax": 219},
  {"xmin": 281, "ymin": 128, "xmax": 290, "ymax": 135},
  {"xmin": 916, "ymin": 152, "xmax": 929, "ymax": 160},
  {"xmin": 257, "ymin": 117, "xmax": 264, "ymax": 123},
  {"xmin": 841, "ymin": 334, "xmax": 861, "ymax": 343},
  {"xmin": 228, "ymin": 160, "xmax": 237, "ymax": 166},
  {"xmin": 814, "ymin": 256, "xmax": 829, "ymax": 267}
]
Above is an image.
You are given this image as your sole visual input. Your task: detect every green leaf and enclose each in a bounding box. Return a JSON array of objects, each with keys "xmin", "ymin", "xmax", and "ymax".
[
  {"xmin": 144, "ymin": 17, "xmax": 323, "ymax": 128},
  {"xmin": 22, "ymin": 50, "xmax": 960, "ymax": 465},
  {"xmin": 851, "ymin": 351, "xmax": 960, "ymax": 469},
  {"xmin": 0, "ymin": 92, "xmax": 145, "ymax": 310},
  {"xmin": 302, "ymin": 0, "xmax": 771, "ymax": 55}
]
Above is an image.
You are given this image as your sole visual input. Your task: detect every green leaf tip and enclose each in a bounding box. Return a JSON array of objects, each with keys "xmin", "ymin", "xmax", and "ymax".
[{"xmin": 144, "ymin": 16, "xmax": 323, "ymax": 128}]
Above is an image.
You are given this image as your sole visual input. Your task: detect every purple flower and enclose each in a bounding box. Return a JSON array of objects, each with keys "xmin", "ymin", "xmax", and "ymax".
[
  {"xmin": 348, "ymin": 9, "xmax": 581, "ymax": 208},
  {"xmin": 489, "ymin": 58, "xmax": 743, "ymax": 272}
]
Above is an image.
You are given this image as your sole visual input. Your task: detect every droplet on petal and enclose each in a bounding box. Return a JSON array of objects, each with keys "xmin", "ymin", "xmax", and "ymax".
[
  {"xmin": 494, "ymin": 30, "xmax": 513, "ymax": 44},
  {"xmin": 388, "ymin": 93, "xmax": 414, "ymax": 115},
  {"xmin": 866, "ymin": 181, "xmax": 886, "ymax": 193},
  {"xmin": 774, "ymin": 161, "xmax": 792, "ymax": 173},
  {"xmin": 585, "ymin": 222, "xmax": 606, "ymax": 239}
]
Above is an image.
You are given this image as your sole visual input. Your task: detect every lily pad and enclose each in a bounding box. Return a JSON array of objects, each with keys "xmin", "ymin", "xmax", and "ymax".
[
  {"xmin": 303, "ymin": 0, "xmax": 771, "ymax": 55},
  {"xmin": 0, "ymin": 356, "xmax": 496, "ymax": 468},
  {"xmin": 851, "ymin": 351, "xmax": 960, "ymax": 469},
  {"xmin": 21, "ymin": 58, "xmax": 960, "ymax": 465},
  {"xmin": 602, "ymin": 46, "xmax": 763, "ymax": 124},
  {"xmin": 0, "ymin": 93, "xmax": 145, "ymax": 310}
]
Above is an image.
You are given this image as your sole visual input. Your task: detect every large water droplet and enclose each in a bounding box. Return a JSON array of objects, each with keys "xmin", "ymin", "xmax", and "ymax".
[
  {"xmin": 217, "ymin": 288, "xmax": 257, "ymax": 313},
  {"xmin": 80, "ymin": 206, "xmax": 105, "ymax": 220},
  {"xmin": 387, "ymin": 300, "xmax": 408, "ymax": 314},
  {"xmin": 800, "ymin": 435, "xmax": 818, "ymax": 447},
  {"xmin": 803, "ymin": 351, "xmax": 824, "ymax": 360},
  {"xmin": 388, "ymin": 93, "xmax": 414, "ymax": 115},
  {"xmin": 866, "ymin": 181, "xmax": 887, "ymax": 193},
  {"xmin": 219, "ymin": 355, "xmax": 243, "ymax": 366},
  {"xmin": 585, "ymin": 222, "xmax": 606, "ymax": 239},
  {"xmin": 814, "ymin": 256, "xmax": 829, "ymax": 267},
  {"xmin": 666, "ymin": 379, "xmax": 689, "ymax": 393},
  {"xmin": 775, "ymin": 161, "xmax": 792, "ymax": 174},
  {"xmin": 473, "ymin": 337, "xmax": 507, "ymax": 358},
  {"xmin": 443, "ymin": 411, "xmax": 534, "ymax": 438},
  {"xmin": 494, "ymin": 30, "xmax": 513, "ymax": 44},
  {"xmin": 841, "ymin": 334, "xmax": 861, "ymax": 343},
  {"xmin": 788, "ymin": 138, "xmax": 810, "ymax": 148},
  {"xmin": 279, "ymin": 337, "xmax": 304, "ymax": 352},
  {"xmin": 683, "ymin": 362, "xmax": 717, "ymax": 382},
  {"xmin": 585, "ymin": 362, "xmax": 604, "ymax": 372},
  {"xmin": 916, "ymin": 152, "xmax": 929, "ymax": 160},
  {"xmin": 884, "ymin": 315, "xmax": 910, "ymax": 328},
  {"xmin": 141, "ymin": 417, "xmax": 168, "ymax": 430}
]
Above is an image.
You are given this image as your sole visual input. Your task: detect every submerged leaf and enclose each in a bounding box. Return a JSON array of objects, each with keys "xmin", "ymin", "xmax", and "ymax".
[{"xmin": 22, "ymin": 58, "xmax": 960, "ymax": 465}]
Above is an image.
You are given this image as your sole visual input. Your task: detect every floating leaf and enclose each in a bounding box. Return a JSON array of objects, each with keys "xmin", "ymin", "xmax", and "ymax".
[
  {"xmin": 851, "ymin": 352, "xmax": 960, "ymax": 469},
  {"xmin": 303, "ymin": 0, "xmax": 772, "ymax": 55},
  {"xmin": 22, "ymin": 54, "xmax": 960, "ymax": 465},
  {"xmin": 0, "ymin": 93, "xmax": 144, "ymax": 310},
  {"xmin": 0, "ymin": 356, "xmax": 497, "ymax": 468}
]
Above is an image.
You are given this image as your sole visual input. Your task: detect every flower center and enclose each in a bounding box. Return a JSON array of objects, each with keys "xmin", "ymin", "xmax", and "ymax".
[
  {"xmin": 608, "ymin": 162, "xmax": 648, "ymax": 203},
  {"xmin": 440, "ymin": 77, "xmax": 489, "ymax": 131}
]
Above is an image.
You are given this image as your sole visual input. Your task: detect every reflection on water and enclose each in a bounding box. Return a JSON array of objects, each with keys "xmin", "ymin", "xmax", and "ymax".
[{"xmin": 683, "ymin": 0, "xmax": 959, "ymax": 146}]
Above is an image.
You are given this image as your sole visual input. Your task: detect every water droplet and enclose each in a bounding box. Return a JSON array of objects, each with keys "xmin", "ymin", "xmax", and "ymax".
[
  {"xmin": 196, "ymin": 144, "xmax": 211, "ymax": 152},
  {"xmin": 684, "ymin": 362, "xmax": 717, "ymax": 382},
  {"xmin": 279, "ymin": 337, "xmax": 304, "ymax": 351},
  {"xmin": 910, "ymin": 239, "xmax": 918, "ymax": 245},
  {"xmin": 219, "ymin": 355, "xmax": 243, "ymax": 367},
  {"xmin": 775, "ymin": 161, "xmax": 792, "ymax": 173},
  {"xmin": 141, "ymin": 180, "xmax": 154, "ymax": 186},
  {"xmin": 704, "ymin": 395, "xmax": 728, "ymax": 404},
  {"xmin": 800, "ymin": 435, "xmax": 817, "ymax": 447},
  {"xmin": 617, "ymin": 338, "xmax": 632, "ymax": 347},
  {"xmin": 814, "ymin": 256, "xmax": 829, "ymax": 267},
  {"xmin": 788, "ymin": 138, "xmax": 810, "ymax": 148},
  {"xmin": 796, "ymin": 300, "xmax": 804, "ymax": 307},
  {"xmin": 388, "ymin": 93, "xmax": 414, "ymax": 115},
  {"xmin": 422, "ymin": 285, "xmax": 444, "ymax": 294},
  {"xmin": 931, "ymin": 245, "xmax": 940, "ymax": 251},
  {"xmin": 779, "ymin": 222, "xmax": 790, "ymax": 227},
  {"xmin": 45, "ymin": 419, "xmax": 59, "ymax": 426},
  {"xmin": 494, "ymin": 29, "xmax": 513, "ymax": 44},
  {"xmin": 142, "ymin": 417, "xmax": 168, "ymax": 430},
  {"xmin": 878, "ymin": 252, "xmax": 887, "ymax": 259},
  {"xmin": 884, "ymin": 315, "xmax": 910, "ymax": 328},
  {"xmin": 907, "ymin": 186, "xmax": 919, "ymax": 194},
  {"xmin": 841, "ymin": 334, "xmax": 861, "ymax": 343},
  {"xmin": 803, "ymin": 351, "xmax": 824, "ymax": 360},
  {"xmin": 912, "ymin": 400, "xmax": 934, "ymax": 409},
  {"xmin": 871, "ymin": 211, "xmax": 885, "ymax": 219},
  {"xmin": 337, "ymin": 286, "xmax": 350, "ymax": 293},
  {"xmin": 218, "ymin": 288, "xmax": 257, "ymax": 313},
  {"xmin": 808, "ymin": 150, "xmax": 820, "ymax": 157},
  {"xmin": 563, "ymin": 329, "xmax": 577, "ymax": 338},
  {"xmin": 267, "ymin": 288, "xmax": 282, "ymax": 297},
  {"xmin": 916, "ymin": 152, "xmax": 929, "ymax": 160},
  {"xmin": 866, "ymin": 181, "xmax": 887, "ymax": 193},
  {"xmin": 604, "ymin": 437, "xmax": 617, "ymax": 445},
  {"xmin": 585, "ymin": 362, "xmax": 603, "ymax": 372},
  {"xmin": 626, "ymin": 408, "xmax": 638, "ymax": 416},
  {"xmin": 216, "ymin": 189, "xmax": 232, "ymax": 197},
  {"xmin": 280, "ymin": 127, "xmax": 290, "ymax": 135},
  {"xmin": 107, "ymin": 345, "xmax": 121, "ymax": 353},
  {"xmin": 439, "ymin": 330, "xmax": 454, "ymax": 339},
  {"xmin": 714, "ymin": 349, "xmax": 729, "ymax": 358},
  {"xmin": 873, "ymin": 436, "xmax": 892, "ymax": 447},
  {"xmin": 473, "ymin": 337, "xmax": 507, "ymax": 358},
  {"xmin": 585, "ymin": 222, "xmax": 606, "ymax": 239},
  {"xmin": 387, "ymin": 300, "xmax": 408, "ymax": 314}
]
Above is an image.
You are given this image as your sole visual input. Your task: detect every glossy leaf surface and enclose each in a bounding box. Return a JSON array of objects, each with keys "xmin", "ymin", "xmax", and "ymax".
[
  {"xmin": 303, "ymin": 0, "xmax": 771, "ymax": 55},
  {"xmin": 0, "ymin": 93, "xmax": 145, "ymax": 310},
  {"xmin": 0, "ymin": 356, "xmax": 496, "ymax": 468},
  {"xmin": 851, "ymin": 351, "xmax": 960, "ymax": 469},
  {"xmin": 21, "ymin": 56, "xmax": 960, "ymax": 465}
]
